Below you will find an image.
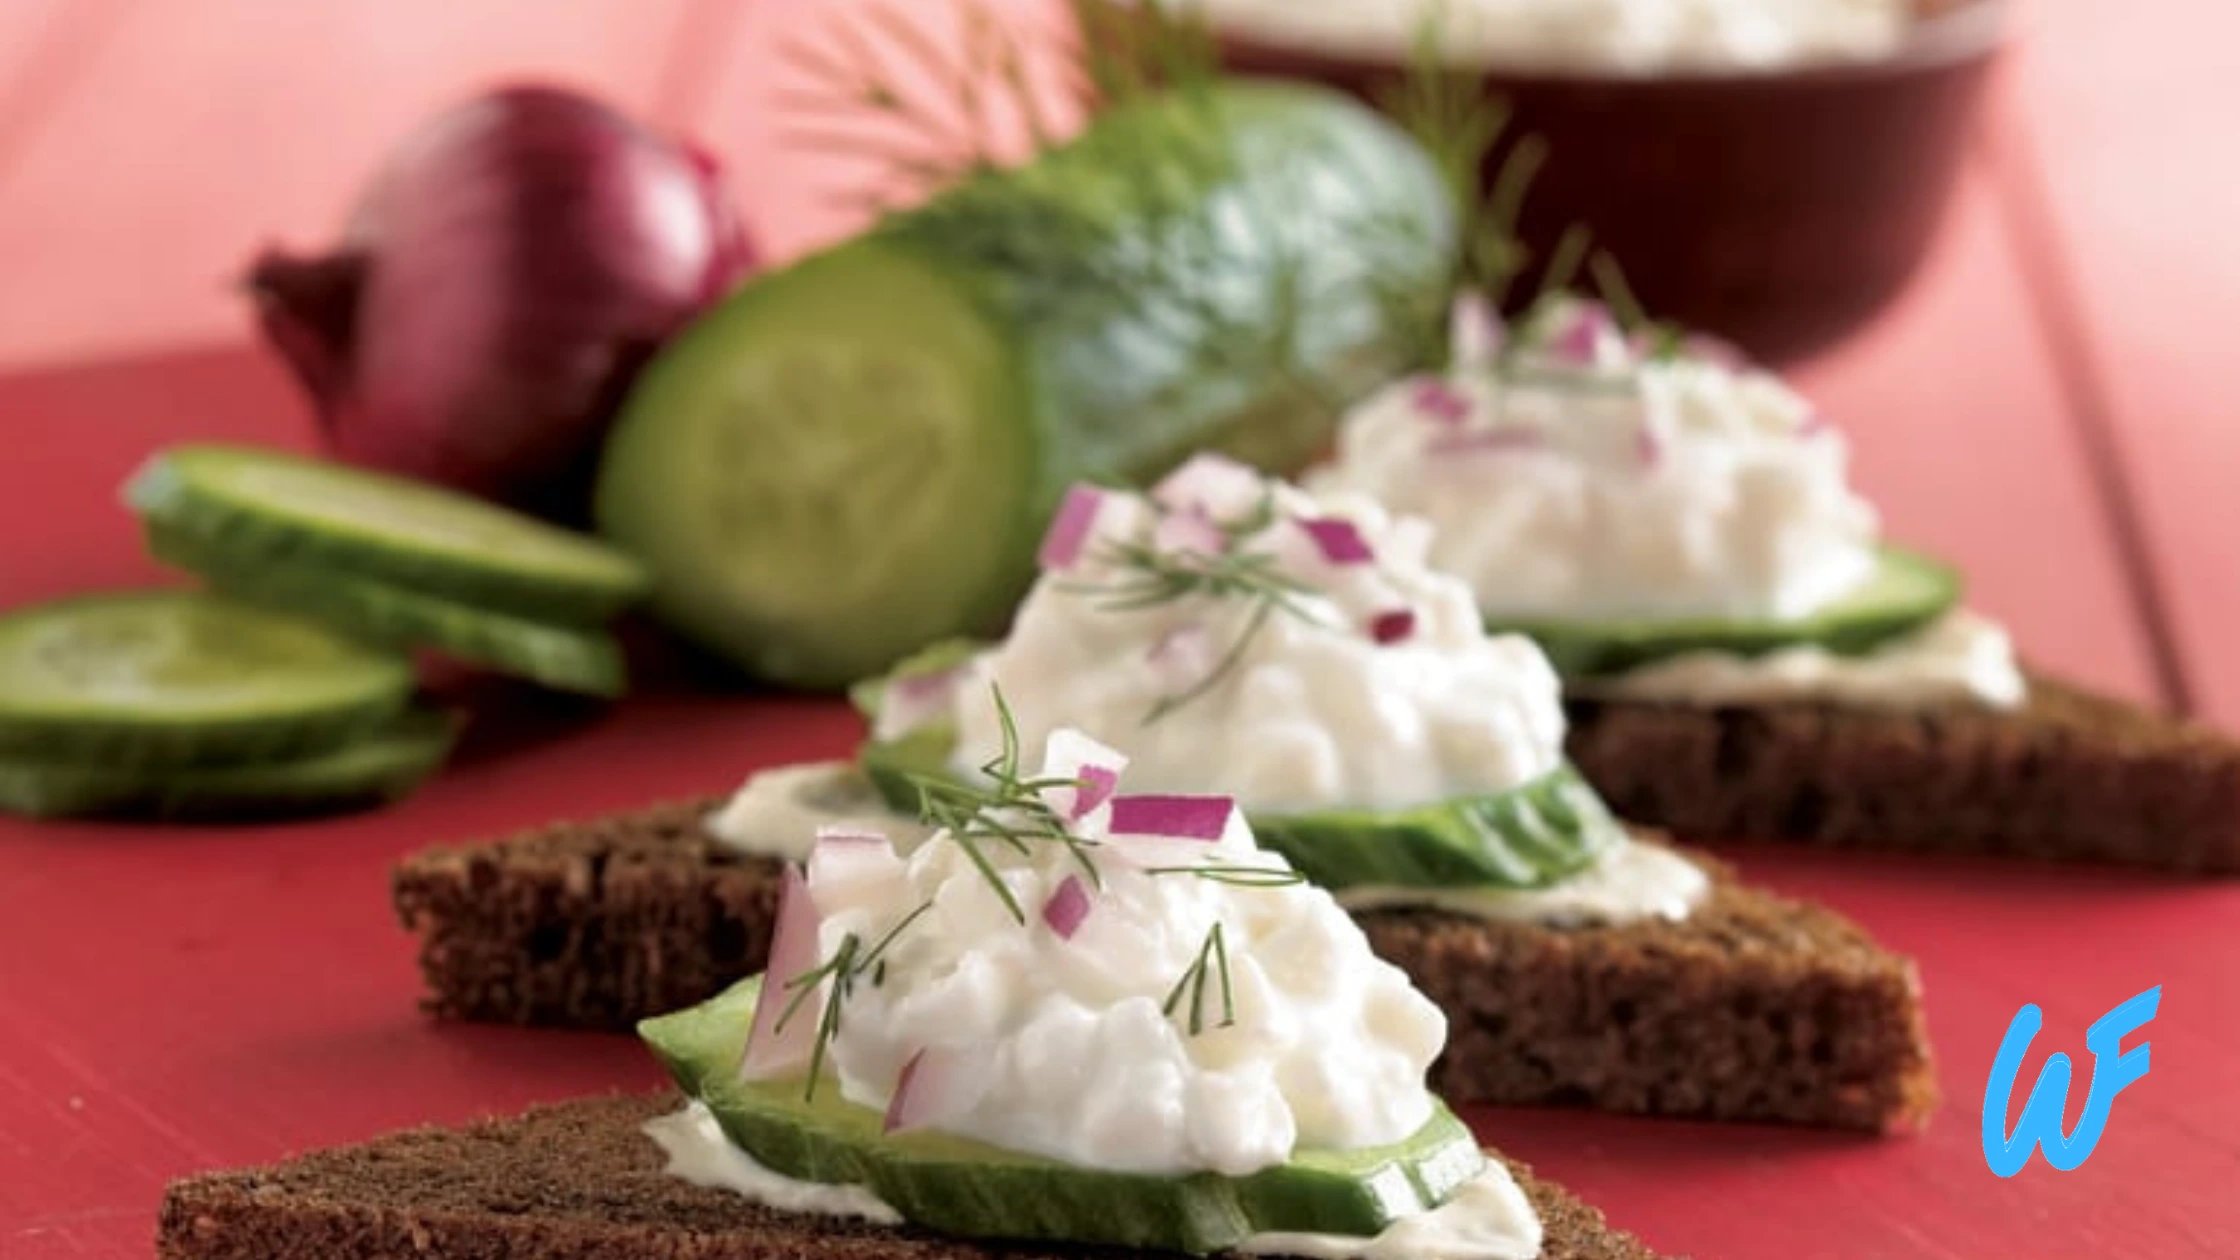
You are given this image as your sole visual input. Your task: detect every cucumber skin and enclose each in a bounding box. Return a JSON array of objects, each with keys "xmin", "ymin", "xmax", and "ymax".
[
  {"xmin": 0, "ymin": 709, "xmax": 455, "ymax": 821},
  {"xmin": 641, "ymin": 977, "xmax": 1484, "ymax": 1254},
  {"xmin": 147, "ymin": 523, "xmax": 627, "ymax": 698},
  {"xmin": 126, "ymin": 445, "xmax": 650, "ymax": 627},
  {"xmin": 1494, "ymin": 545, "xmax": 1962, "ymax": 678},
  {"xmin": 597, "ymin": 81, "xmax": 1455, "ymax": 689},
  {"xmin": 0, "ymin": 592, "xmax": 415, "ymax": 770},
  {"xmin": 857, "ymin": 707, "xmax": 1625, "ymax": 892}
]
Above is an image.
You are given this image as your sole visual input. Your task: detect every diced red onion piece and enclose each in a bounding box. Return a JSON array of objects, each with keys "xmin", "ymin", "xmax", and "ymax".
[
  {"xmin": 1041, "ymin": 729, "xmax": 1129, "ymax": 821},
  {"xmin": 1409, "ymin": 378, "xmax": 1472, "ymax": 425},
  {"xmin": 1072, "ymin": 765, "xmax": 1119, "ymax": 821},
  {"xmin": 1548, "ymin": 302, "xmax": 1614, "ymax": 366},
  {"xmin": 1371, "ymin": 609, "xmax": 1416, "ymax": 645},
  {"xmin": 1426, "ymin": 426, "xmax": 1542, "ymax": 456},
  {"xmin": 1152, "ymin": 453, "xmax": 1263, "ymax": 518},
  {"xmin": 741, "ymin": 866, "xmax": 822, "ymax": 1080},
  {"xmin": 1038, "ymin": 485, "xmax": 1106, "ymax": 571},
  {"xmin": 883, "ymin": 1046, "xmax": 988, "ymax": 1135},
  {"xmin": 1797, "ymin": 411, "xmax": 1830, "ymax": 438},
  {"xmin": 1298, "ymin": 517, "xmax": 1375, "ymax": 566},
  {"xmin": 1153, "ymin": 508, "xmax": 1229, "ymax": 557},
  {"xmin": 1450, "ymin": 292, "xmax": 1503, "ymax": 364},
  {"xmin": 1108, "ymin": 794, "xmax": 1234, "ymax": 841},
  {"xmin": 1042, "ymin": 876, "xmax": 1092, "ymax": 939},
  {"xmin": 1636, "ymin": 426, "xmax": 1663, "ymax": 469}
]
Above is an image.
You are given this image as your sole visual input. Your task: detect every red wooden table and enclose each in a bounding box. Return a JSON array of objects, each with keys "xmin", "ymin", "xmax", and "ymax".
[{"xmin": 2, "ymin": 3, "xmax": 2237, "ymax": 1257}]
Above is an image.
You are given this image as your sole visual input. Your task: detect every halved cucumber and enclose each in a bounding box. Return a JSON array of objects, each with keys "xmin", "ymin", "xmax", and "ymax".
[
  {"xmin": 858, "ymin": 718, "xmax": 1623, "ymax": 892},
  {"xmin": 0, "ymin": 591, "xmax": 413, "ymax": 768},
  {"xmin": 642, "ymin": 977, "xmax": 1484, "ymax": 1254},
  {"xmin": 126, "ymin": 444, "xmax": 649, "ymax": 625},
  {"xmin": 1489, "ymin": 545, "xmax": 1962, "ymax": 678},
  {"xmin": 595, "ymin": 81, "xmax": 1455, "ymax": 690},
  {"xmin": 0, "ymin": 708, "xmax": 457, "ymax": 820},
  {"xmin": 147, "ymin": 523, "xmax": 625, "ymax": 698}
]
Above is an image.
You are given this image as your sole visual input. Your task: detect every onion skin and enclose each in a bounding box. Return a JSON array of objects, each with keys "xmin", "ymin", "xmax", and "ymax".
[{"xmin": 247, "ymin": 84, "xmax": 754, "ymax": 520}]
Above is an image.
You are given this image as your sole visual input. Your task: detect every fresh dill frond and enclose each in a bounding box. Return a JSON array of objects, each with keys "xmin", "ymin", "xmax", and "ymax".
[{"xmin": 1162, "ymin": 921, "xmax": 1237, "ymax": 1036}]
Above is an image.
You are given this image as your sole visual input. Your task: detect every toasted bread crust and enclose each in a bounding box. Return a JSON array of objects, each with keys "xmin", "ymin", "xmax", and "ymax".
[
  {"xmin": 157, "ymin": 1094, "xmax": 1670, "ymax": 1260},
  {"xmin": 395, "ymin": 811, "xmax": 1934, "ymax": 1131},
  {"xmin": 1564, "ymin": 675, "xmax": 2240, "ymax": 873}
]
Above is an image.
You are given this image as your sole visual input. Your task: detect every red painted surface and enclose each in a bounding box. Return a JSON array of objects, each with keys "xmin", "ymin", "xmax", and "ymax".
[{"xmin": 2, "ymin": 1, "xmax": 2237, "ymax": 1257}]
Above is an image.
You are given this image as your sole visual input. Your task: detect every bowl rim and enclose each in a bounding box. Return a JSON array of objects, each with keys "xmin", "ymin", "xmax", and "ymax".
[{"xmin": 1205, "ymin": 0, "xmax": 2010, "ymax": 85}]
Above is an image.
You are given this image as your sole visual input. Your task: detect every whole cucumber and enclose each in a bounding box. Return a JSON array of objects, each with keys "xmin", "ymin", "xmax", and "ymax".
[{"xmin": 596, "ymin": 81, "xmax": 1455, "ymax": 688}]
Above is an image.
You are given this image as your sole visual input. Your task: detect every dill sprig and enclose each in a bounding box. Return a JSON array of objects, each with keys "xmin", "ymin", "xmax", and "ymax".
[
  {"xmin": 905, "ymin": 689, "xmax": 1106, "ymax": 912},
  {"xmin": 1162, "ymin": 922, "xmax": 1236, "ymax": 1035},
  {"xmin": 1057, "ymin": 491, "xmax": 1328, "ymax": 723},
  {"xmin": 773, "ymin": 900, "xmax": 935, "ymax": 1101}
]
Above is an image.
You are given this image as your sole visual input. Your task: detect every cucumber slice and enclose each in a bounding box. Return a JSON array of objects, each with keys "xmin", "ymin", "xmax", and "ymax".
[
  {"xmin": 596, "ymin": 81, "xmax": 1454, "ymax": 689},
  {"xmin": 1490, "ymin": 545, "xmax": 1962, "ymax": 678},
  {"xmin": 0, "ymin": 708, "xmax": 456, "ymax": 820},
  {"xmin": 126, "ymin": 444, "xmax": 649, "ymax": 625},
  {"xmin": 1251, "ymin": 764, "xmax": 1626, "ymax": 891},
  {"xmin": 0, "ymin": 591, "xmax": 412, "ymax": 768},
  {"xmin": 859, "ymin": 720, "xmax": 1623, "ymax": 892},
  {"xmin": 147, "ymin": 523, "xmax": 625, "ymax": 698},
  {"xmin": 642, "ymin": 977, "xmax": 1484, "ymax": 1254}
]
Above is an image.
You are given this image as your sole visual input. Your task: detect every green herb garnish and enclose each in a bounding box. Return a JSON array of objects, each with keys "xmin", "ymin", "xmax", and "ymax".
[{"xmin": 1163, "ymin": 921, "xmax": 1236, "ymax": 1036}]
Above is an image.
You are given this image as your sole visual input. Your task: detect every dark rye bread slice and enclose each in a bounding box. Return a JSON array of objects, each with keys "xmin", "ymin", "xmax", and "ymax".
[
  {"xmin": 1564, "ymin": 674, "xmax": 2240, "ymax": 873},
  {"xmin": 394, "ymin": 806, "xmax": 1935, "ymax": 1131},
  {"xmin": 158, "ymin": 1093, "xmax": 1670, "ymax": 1260}
]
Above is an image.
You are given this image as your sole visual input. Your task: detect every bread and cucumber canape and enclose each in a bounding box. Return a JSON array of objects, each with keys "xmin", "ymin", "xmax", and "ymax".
[
  {"xmin": 183, "ymin": 727, "xmax": 1674, "ymax": 1260},
  {"xmin": 0, "ymin": 591, "xmax": 452, "ymax": 820},
  {"xmin": 127, "ymin": 443, "xmax": 647, "ymax": 697},
  {"xmin": 395, "ymin": 460, "xmax": 1935, "ymax": 1132},
  {"xmin": 591, "ymin": 79, "xmax": 1454, "ymax": 690},
  {"xmin": 1311, "ymin": 296, "xmax": 2240, "ymax": 873}
]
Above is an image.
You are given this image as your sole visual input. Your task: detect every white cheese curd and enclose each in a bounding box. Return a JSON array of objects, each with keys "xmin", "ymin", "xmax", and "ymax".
[
  {"xmin": 942, "ymin": 456, "xmax": 1567, "ymax": 814},
  {"xmin": 1310, "ymin": 298, "xmax": 2027, "ymax": 709},
  {"xmin": 801, "ymin": 730, "xmax": 1447, "ymax": 1176},
  {"xmin": 1185, "ymin": 0, "xmax": 1916, "ymax": 73},
  {"xmin": 1577, "ymin": 607, "xmax": 2026, "ymax": 709},
  {"xmin": 1312, "ymin": 300, "xmax": 1880, "ymax": 624},
  {"xmin": 1339, "ymin": 837, "xmax": 1709, "ymax": 926},
  {"xmin": 705, "ymin": 761, "xmax": 929, "ymax": 860},
  {"xmin": 644, "ymin": 1101, "xmax": 901, "ymax": 1225}
]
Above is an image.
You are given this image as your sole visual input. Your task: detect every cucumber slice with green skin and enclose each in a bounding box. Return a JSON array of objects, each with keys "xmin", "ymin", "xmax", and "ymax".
[
  {"xmin": 0, "ymin": 591, "xmax": 413, "ymax": 769},
  {"xmin": 642, "ymin": 977, "xmax": 1484, "ymax": 1254},
  {"xmin": 1251, "ymin": 764, "xmax": 1624, "ymax": 891},
  {"xmin": 147, "ymin": 523, "xmax": 626, "ymax": 698},
  {"xmin": 595, "ymin": 81, "xmax": 1455, "ymax": 689},
  {"xmin": 858, "ymin": 715, "xmax": 1624, "ymax": 892},
  {"xmin": 126, "ymin": 444, "xmax": 649, "ymax": 626},
  {"xmin": 1490, "ymin": 545, "xmax": 1962, "ymax": 679},
  {"xmin": 0, "ymin": 708, "xmax": 456, "ymax": 820}
]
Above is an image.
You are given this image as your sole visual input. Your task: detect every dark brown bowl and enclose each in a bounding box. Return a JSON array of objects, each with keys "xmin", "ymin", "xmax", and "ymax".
[{"xmin": 1213, "ymin": 4, "xmax": 2007, "ymax": 364}]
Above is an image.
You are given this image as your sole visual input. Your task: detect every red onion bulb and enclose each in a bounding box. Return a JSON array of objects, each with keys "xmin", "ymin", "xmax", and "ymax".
[{"xmin": 247, "ymin": 83, "xmax": 754, "ymax": 519}]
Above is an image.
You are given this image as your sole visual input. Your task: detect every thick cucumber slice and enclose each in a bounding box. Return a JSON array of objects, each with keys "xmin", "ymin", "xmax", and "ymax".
[
  {"xmin": 148, "ymin": 523, "xmax": 625, "ymax": 698},
  {"xmin": 0, "ymin": 709, "xmax": 456, "ymax": 820},
  {"xmin": 127, "ymin": 444, "xmax": 649, "ymax": 625},
  {"xmin": 596, "ymin": 81, "xmax": 1454, "ymax": 689},
  {"xmin": 0, "ymin": 591, "xmax": 412, "ymax": 768},
  {"xmin": 642, "ymin": 977, "xmax": 1484, "ymax": 1254},
  {"xmin": 1251, "ymin": 764, "xmax": 1625, "ymax": 891},
  {"xmin": 859, "ymin": 716, "xmax": 1623, "ymax": 892},
  {"xmin": 1491, "ymin": 545, "xmax": 1962, "ymax": 678}
]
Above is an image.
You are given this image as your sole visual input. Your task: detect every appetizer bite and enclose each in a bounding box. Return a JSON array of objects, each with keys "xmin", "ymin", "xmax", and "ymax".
[
  {"xmin": 178, "ymin": 729, "xmax": 1674, "ymax": 1260},
  {"xmin": 1310, "ymin": 297, "xmax": 2240, "ymax": 872},
  {"xmin": 398, "ymin": 465, "xmax": 1935, "ymax": 1131}
]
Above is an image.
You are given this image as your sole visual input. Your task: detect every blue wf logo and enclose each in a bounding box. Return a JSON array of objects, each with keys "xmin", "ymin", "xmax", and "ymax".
[{"xmin": 1982, "ymin": 985, "xmax": 2161, "ymax": 1176}]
